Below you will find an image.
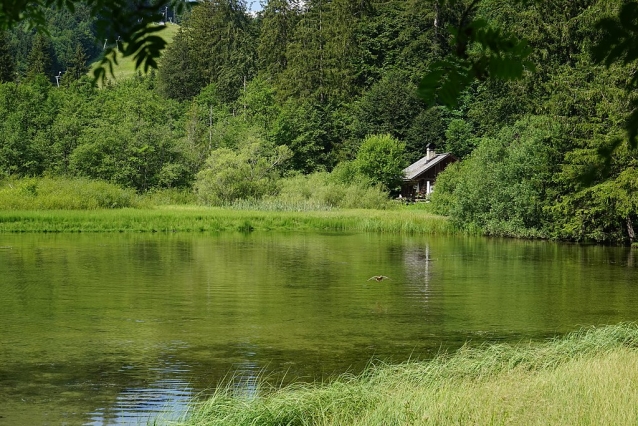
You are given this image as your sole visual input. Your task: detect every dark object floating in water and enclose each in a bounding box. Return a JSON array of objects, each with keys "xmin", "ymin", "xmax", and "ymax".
[{"xmin": 368, "ymin": 275, "xmax": 391, "ymax": 282}]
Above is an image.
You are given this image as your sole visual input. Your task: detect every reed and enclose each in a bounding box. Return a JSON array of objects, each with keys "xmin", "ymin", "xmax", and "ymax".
[
  {"xmin": 0, "ymin": 176, "xmax": 138, "ymax": 210},
  {"xmin": 178, "ymin": 324, "xmax": 638, "ymax": 426},
  {"xmin": 0, "ymin": 207, "xmax": 453, "ymax": 234}
]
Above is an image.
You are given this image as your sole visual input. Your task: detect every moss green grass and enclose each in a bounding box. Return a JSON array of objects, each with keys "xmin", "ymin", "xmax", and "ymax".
[
  {"xmin": 178, "ymin": 324, "xmax": 638, "ymax": 426},
  {"xmin": 0, "ymin": 206, "xmax": 453, "ymax": 234}
]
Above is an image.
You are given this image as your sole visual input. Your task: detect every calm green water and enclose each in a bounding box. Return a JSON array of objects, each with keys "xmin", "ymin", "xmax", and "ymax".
[{"xmin": 1, "ymin": 232, "xmax": 638, "ymax": 425}]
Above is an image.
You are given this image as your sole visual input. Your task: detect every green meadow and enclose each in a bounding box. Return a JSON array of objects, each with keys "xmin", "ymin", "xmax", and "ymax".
[{"xmin": 89, "ymin": 23, "xmax": 180, "ymax": 82}]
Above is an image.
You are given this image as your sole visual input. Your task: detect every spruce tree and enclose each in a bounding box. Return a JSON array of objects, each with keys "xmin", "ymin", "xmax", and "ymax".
[
  {"xmin": 0, "ymin": 31, "xmax": 16, "ymax": 82},
  {"xmin": 26, "ymin": 33, "xmax": 54, "ymax": 81},
  {"xmin": 158, "ymin": 0, "xmax": 255, "ymax": 103},
  {"xmin": 62, "ymin": 43, "xmax": 88, "ymax": 85},
  {"xmin": 257, "ymin": 0, "xmax": 299, "ymax": 78}
]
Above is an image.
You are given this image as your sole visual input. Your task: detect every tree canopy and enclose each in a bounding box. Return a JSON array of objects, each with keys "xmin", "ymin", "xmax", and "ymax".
[{"xmin": 0, "ymin": 0, "xmax": 188, "ymax": 82}]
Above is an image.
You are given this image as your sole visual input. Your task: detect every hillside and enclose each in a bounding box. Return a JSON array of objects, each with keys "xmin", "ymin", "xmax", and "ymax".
[{"xmin": 89, "ymin": 23, "xmax": 181, "ymax": 82}]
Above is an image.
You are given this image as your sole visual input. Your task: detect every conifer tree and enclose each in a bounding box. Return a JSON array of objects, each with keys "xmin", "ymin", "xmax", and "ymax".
[
  {"xmin": 26, "ymin": 33, "xmax": 54, "ymax": 81},
  {"xmin": 0, "ymin": 31, "xmax": 15, "ymax": 82},
  {"xmin": 62, "ymin": 43, "xmax": 88, "ymax": 85},
  {"xmin": 257, "ymin": 0, "xmax": 299, "ymax": 78},
  {"xmin": 158, "ymin": 0, "xmax": 255, "ymax": 103}
]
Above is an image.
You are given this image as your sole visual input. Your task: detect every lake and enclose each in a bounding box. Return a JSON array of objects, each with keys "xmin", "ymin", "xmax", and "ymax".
[{"xmin": 1, "ymin": 232, "xmax": 637, "ymax": 425}]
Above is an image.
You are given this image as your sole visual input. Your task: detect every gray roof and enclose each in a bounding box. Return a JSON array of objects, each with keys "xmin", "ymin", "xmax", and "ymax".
[{"xmin": 403, "ymin": 153, "xmax": 454, "ymax": 181}]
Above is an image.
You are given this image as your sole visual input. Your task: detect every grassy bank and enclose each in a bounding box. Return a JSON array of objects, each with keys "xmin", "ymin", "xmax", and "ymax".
[
  {"xmin": 0, "ymin": 176, "xmax": 453, "ymax": 234},
  {"xmin": 0, "ymin": 206, "xmax": 453, "ymax": 234},
  {"xmin": 179, "ymin": 324, "xmax": 638, "ymax": 426}
]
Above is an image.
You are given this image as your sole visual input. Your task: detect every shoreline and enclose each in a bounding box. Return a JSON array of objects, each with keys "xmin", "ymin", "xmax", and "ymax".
[
  {"xmin": 176, "ymin": 324, "xmax": 638, "ymax": 425},
  {"xmin": 0, "ymin": 207, "xmax": 455, "ymax": 234}
]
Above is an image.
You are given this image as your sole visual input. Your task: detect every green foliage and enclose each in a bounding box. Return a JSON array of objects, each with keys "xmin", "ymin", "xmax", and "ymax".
[
  {"xmin": 352, "ymin": 71, "xmax": 423, "ymax": 142},
  {"xmin": 432, "ymin": 116, "xmax": 560, "ymax": 238},
  {"xmin": 418, "ymin": 15, "xmax": 535, "ymax": 108},
  {"xmin": 0, "ymin": 0, "xmax": 186, "ymax": 83},
  {"xmin": 0, "ymin": 80, "xmax": 59, "ymax": 176},
  {"xmin": 0, "ymin": 176, "xmax": 138, "ymax": 209},
  {"xmin": 445, "ymin": 118, "xmax": 475, "ymax": 159},
  {"xmin": 550, "ymin": 161, "xmax": 638, "ymax": 244},
  {"xmin": 61, "ymin": 43, "xmax": 88, "ymax": 84},
  {"xmin": 0, "ymin": 0, "xmax": 635, "ymax": 246},
  {"xmin": 268, "ymin": 99, "xmax": 335, "ymax": 172},
  {"xmin": 158, "ymin": 0, "xmax": 255, "ymax": 103},
  {"xmin": 353, "ymin": 134, "xmax": 406, "ymax": 191},
  {"xmin": 0, "ymin": 31, "xmax": 15, "ymax": 82},
  {"xmin": 236, "ymin": 77, "xmax": 279, "ymax": 130},
  {"xmin": 273, "ymin": 172, "xmax": 391, "ymax": 210},
  {"xmin": 26, "ymin": 33, "xmax": 54, "ymax": 80},
  {"xmin": 67, "ymin": 79, "xmax": 190, "ymax": 191},
  {"xmin": 257, "ymin": 0, "xmax": 298, "ymax": 77},
  {"xmin": 592, "ymin": 1, "xmax": 638, "ymax": 147},
  {"xmin": 155, "ymin": 26, "xmax": 202, "ymax": 101},
  {"xmin": 195, "ymin": 141, "xmax": 293, "ymax": 205}
]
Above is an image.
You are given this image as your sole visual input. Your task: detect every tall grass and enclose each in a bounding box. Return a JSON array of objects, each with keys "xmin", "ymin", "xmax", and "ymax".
[
  {"xmin": 0, "ymin": 176, "xmax": 138, "ymax": 209},
  {"xmin": 272, "ymin": 173, "xmax": 394, "ymax": 210},
  {"xmin": 179, "ymin": 324, "xmax": 638, "ymax": 426},
  {"xmin": 0, "ymin": 207, "xmax": 453, "ymax": 234}
]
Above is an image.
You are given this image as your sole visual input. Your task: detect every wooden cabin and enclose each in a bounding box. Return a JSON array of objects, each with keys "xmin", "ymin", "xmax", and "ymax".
[{"xmin": 401, "ymin": 145, "xmax": 456, "ymax": 200}]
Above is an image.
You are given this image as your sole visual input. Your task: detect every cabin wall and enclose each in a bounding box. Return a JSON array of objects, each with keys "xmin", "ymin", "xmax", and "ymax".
[{"xmin": 400, "ymin": 157, "xmax": 455, "ymax": 200}]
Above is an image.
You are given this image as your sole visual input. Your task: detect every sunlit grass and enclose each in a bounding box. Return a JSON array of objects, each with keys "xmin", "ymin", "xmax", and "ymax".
[
  {"xmin": 178, "ymin": 324, "xmax": 638, "ymax": 426},
  {"xmin": 0, "ymin": 176, "xmax": 138, "ymax": 209},
  {"xmin": 89, "ymin": 23, "xmax": 180, "ymax": 82},
  {"xmin": 0, "ymin": 177, "xmax": 453, "ymax": 234},
  {"xmin": 0, "ymin": 207, "xmax": 452, "ymax": 234}
]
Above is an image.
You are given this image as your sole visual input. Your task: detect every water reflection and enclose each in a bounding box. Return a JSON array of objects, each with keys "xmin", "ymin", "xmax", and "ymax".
[
  {"xmin": 87, "ymin": 348, "xmax": 194, "ymax": 425},
  {"xmin": 403, "ymin": 243, "xmax": 434, "ymax": 295},
  {"xmin": 1, "ymin": 233, "xmax": 638, "ymax": 425},
  {"xmin": 230, "ymin": 343, "xmax": 262, "ymax": 400},
  {"xmin": 87, "ymin": 379, "xmax": 192, "ymax": 425}
]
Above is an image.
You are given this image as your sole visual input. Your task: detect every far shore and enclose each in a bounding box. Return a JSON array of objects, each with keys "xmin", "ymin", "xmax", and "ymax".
[{"xmin": 0, "ymin": 206, "xmax": 455, "ymax": 235}]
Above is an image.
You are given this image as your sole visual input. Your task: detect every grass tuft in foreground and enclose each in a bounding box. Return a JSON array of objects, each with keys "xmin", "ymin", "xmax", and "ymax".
[{"xmin": 178, "ymin": 324, "xmax": 638, "ymax": 426}]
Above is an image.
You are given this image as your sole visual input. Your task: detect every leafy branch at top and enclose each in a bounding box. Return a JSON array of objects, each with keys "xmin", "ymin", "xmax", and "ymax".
[
  {"xmin": 420, "ymin": 0, "xmax": 638, "ymax": 149},
  {"xmin": 418, "ymin": 1, "xmax": 535, "ymax": 108},
  {"xmin": 592, "ymin": 1, "xmax": 638, "ymax": 148},
  {"xmin": 0, "ymin": 0, "xmax": 189, "ymax": 83}
]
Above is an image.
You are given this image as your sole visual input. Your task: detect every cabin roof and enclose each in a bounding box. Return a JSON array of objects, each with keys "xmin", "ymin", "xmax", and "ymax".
[{"xmin": 403, "ymin": 153, "xmax": 454, "ymax": 181}]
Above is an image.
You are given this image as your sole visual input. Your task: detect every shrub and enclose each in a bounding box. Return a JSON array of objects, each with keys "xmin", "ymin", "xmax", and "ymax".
[
  {"xmin": 274, "ymin": 172, "xmax": 392, "ymax": 210},
  {"xmin": 195, "ymin": 142, "xmax": 293, "ymax": 205},
  {"xmin": 353, "ymin": 134, "xmax": 407, "ymax": 191}
]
